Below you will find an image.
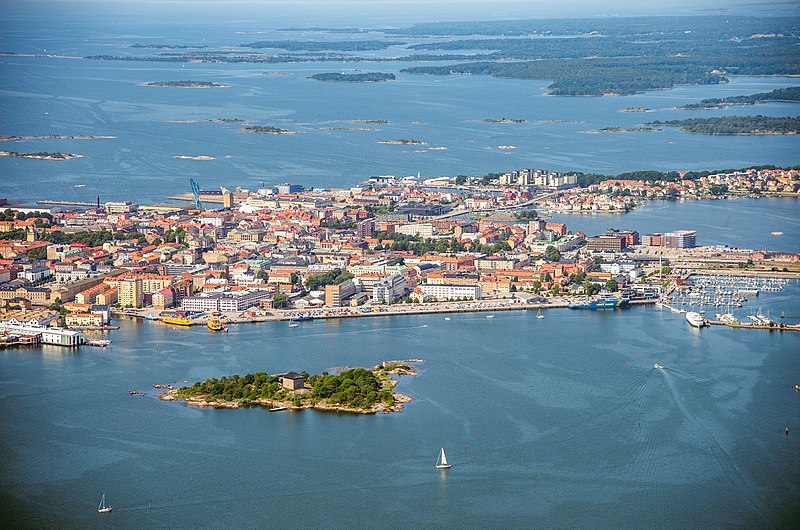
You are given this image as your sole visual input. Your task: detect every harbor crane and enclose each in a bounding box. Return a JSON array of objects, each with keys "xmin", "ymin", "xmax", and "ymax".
[{"xmin": 190, "ymin": 178, "xmax": 203, "ymax": 210}]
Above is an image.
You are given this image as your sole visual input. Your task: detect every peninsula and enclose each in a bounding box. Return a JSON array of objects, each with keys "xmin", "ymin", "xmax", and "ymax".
[
  {"xmin": 309, "ymin": 72, "xmax": 396, "ymax": 82},
  {"xmin": 143, "ymin": 80, "xmax": 225, "ymax": 88},
  {"xmin": 677, "ymin": 86, "xmax": 800, "ymax": 110},
  {"xmin": 0, "ymin": 150, "xmax": 82, "ymax": 160},
  {"xmin": 647, "ymin": 115, "xmax": 800, "ymax": 135},
  {"xmin": 159, "ymin": 361, "xmax": 419, "ymax": 414}
]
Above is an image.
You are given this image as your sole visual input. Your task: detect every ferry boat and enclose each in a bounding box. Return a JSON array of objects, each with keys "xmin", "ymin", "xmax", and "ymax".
[
  {"xmin": 685, "ymin": 311, "xmax": 706, "ymax": 328},
  {"xmin": 568, "ymin": 296, "xmax": 629, "ymax": 310},
  {"xmin": 207, "ymin": 317, "xmax": 224, "ymax": 331},
  {"xmin": 162, "ymin": 316, "xmax": 192, "ymax": 326}
]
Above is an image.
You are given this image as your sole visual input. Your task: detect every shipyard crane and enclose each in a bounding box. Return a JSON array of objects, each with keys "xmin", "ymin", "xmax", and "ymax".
[{"xmin": 190, "ymin": 178, "xmax": 203, "ymax": 210}]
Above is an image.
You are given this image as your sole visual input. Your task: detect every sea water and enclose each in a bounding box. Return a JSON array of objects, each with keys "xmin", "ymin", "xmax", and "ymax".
[{"xmin": 0, "ymin": 282, "xmax": 798, "ymax": 528}]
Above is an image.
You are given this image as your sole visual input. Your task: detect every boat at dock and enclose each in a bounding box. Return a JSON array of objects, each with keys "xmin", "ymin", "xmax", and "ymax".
[
  {"xmin": 162, "ymin": 316, "xmax": 193, "ymax": 326},
  {"xmin": 269, "ymin": 405, "xmax": 288, "ymax": 412},
  {"xmin": 686, "ymin": 312, "xmax": 706, "ymax": 328},
  {"xmin": 207, "ymin": 317, "xmax": 225, "ymax": 331},
  {"xmin": 85, "ymin": 338, "xmax": 112, "ymax": 347},
  {"xmin": 568, "ymin": 296, "xmax": 629, "ymax": 310}
]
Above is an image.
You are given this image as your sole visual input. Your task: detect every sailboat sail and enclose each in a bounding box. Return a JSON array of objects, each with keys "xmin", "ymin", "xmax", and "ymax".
[{"xmin": 439, "ymin": 448, "xmax": 448, "ymax": 466}]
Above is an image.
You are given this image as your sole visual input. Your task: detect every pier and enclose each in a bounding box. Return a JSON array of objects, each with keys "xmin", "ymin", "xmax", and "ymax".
[
  {"xmin": 37, "ymin": 199, "xmax": 97, "ymax": 207},
  {"xmin": 707, "ymin": 320, "xmax": 800, "ymax": 332}
]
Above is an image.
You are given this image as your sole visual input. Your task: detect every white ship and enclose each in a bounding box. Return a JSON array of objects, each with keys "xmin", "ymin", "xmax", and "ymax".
[{"xmin": 685, "ymin": 311, "xmax": 706, "ymax": 328}]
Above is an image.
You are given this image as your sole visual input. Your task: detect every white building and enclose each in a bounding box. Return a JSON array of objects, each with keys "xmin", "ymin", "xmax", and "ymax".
[
  {"xmin": 19, "ymin": 266, "xmax": 52, "ymax": 283},
  {"xmin": 372, "ymin": 274, "xmax": 408, "ymax": 304},
  {"xmin": 395, "ymin": 223, "xmax": 436, "ymax": 238},
  {"xmin": 180, "ymin": 289, "xmax": 272, "ymax": 312},
  {"xmin": 0, "ymin": 323, "xmax": 83, "ymax": 346},
  {"xmin": 419, "ymin": 283, "xmax": 481, "ymax": 301}
]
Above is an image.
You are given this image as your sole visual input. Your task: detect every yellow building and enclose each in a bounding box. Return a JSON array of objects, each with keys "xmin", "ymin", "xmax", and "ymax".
[{"xmin": 118, "ymin": 278, "xmax": 143, "ymax": 308}]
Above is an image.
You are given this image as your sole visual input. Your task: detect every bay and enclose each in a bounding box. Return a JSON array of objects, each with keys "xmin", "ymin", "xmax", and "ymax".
[{"xmin": 1, "ymin": 280, "xmax": 798, "ymax": 528}]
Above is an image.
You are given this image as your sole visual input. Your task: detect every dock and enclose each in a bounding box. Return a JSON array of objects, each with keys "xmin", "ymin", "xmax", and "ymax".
[{"xmin": 707, "ymin": 320, "xmax": 800, "ymax": 332}]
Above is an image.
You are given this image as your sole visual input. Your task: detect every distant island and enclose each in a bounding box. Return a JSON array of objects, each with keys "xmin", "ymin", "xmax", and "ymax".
[
  {"xmin": 318, "ymin": 127, "xmax": 375, "ymax": 131},
  {"xmin": 243, "ymin": 125, "xmax": 296, "ymax": 135},
  {"xmin": 619, "ymin": 107, "xmax": 651, "ymax": 113},
  {"xmin": 158, "ymin": 361, "xmax": 420, "ymax": 414},
  {"xmin": 594, "ymin": 126, "xmax": 659, "ymax": 133},
  {"xmin": 677, "ymin": 86, "xmax": 800, "ymax": 110},
  {"xmin": 163, "ymin": 118, "xmax": 245, "ymax": 123},
  {"xmin": 647, "ymin": 115, "xmax": 800, "ymax": 135},
  {"xmin": 351, "ymin": 119, "xmax": 390, "ymax": 124},
  {"xmin": 0, "ymin": 151, "xmax": 82, "ymax": 160},
  {"xmin": 377, "ymin": 139, "xmax": 426, "ymax": 145},
  {"xmin": 481, "ymin": 118, "xmax": 526, "ymax": 123},
  {"xmin": 309, "ymin": 72, "xmax": 396, "ymax": 82},
  {"xmin": 242, "ymin": 40, "xmax": 406, "ymax": 51},
  {"xmin": 0, "ymin": 135, "xmax": 115, "ymax": 142},
  {"xmin": 143, "ymin": 80, "xmax": 226, "ymax": 88}
]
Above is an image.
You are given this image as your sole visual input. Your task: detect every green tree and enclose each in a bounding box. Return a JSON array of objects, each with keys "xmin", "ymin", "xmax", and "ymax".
[
  {"xmin": 272, "ymin": 293, "xmax": 289, "ymax": 308},
  {"xmin": 544, "ymin": 245, "xmax": 561, "ymax": 262},
  {"xmin": 605, "ymin": 279, "xmax": 619, "ymax": 292}
]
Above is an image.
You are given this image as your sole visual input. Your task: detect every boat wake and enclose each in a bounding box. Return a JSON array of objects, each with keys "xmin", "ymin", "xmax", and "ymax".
[{"xmin": 656, "ymin": 368, "xmax": 771, "ymax": 525}]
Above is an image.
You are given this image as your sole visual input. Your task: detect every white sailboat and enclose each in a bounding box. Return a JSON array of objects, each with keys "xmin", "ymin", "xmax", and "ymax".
[
  {"xmin": 435, "ymin": 447, "xmax": 451, "ymax": 469},
  {"xmin": 537, "ymin": 309, "xmax": 544, "ymax": 319},
  {"xmin": 98, "ymin": 493, "xmax": 112, "ymax": 513}
]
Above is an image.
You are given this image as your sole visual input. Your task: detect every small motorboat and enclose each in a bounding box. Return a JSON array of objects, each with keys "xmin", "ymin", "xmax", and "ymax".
[
  {"xmin": 444, "ymin": 317, "xmax": 451, "ymax": 321},
  {"xmin": 654, "ymin": 363, "xmax": 663, "ymax": 369},
  {"xmin": 486, "ymin": 315, "xmax": 495, "ymax": 319},
  {"xmin": 288, "ymin": 322, "xmax": 299, "ymax": 328}
]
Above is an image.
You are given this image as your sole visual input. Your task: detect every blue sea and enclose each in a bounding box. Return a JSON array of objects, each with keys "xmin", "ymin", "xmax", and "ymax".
[{"xmin": 1, "ymin": 15, "xmax": 799, "ymax": 205}]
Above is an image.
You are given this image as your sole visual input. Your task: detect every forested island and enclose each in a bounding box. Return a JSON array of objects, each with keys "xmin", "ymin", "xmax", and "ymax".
[
  {"xmin": 646, "ymin": 115, "xmax": 800, "ymax": 135},
  {"xmin": 159, "ymin": 362, "xmax": 420, "ymax": 414},
  {"xmin": 482, "ymin": 118, "xmax": 526, "ymax": 123},
  {"xmin": 0, "ymin": 151, "xmax": 82, "ymax": 160},
  {"xmin": 243, "ymin": 125, "xmax": 296, "ymax": 135},
  {"xmin": 677, "ymin": 86, "xmax": 800, "ymax": 109},
  {"xmin": 309, "ymin": 72, "xmax": 396, "ymax": 82},
  {"xmin": 619, "ymin": 107, "xmax": 651, "ymax": 113}
]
